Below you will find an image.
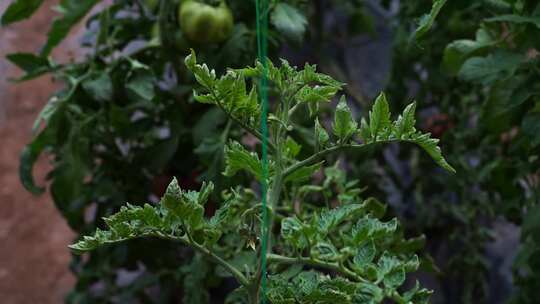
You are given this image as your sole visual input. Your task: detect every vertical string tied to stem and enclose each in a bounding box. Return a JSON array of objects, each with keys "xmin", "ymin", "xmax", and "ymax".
[{"xmin": 255, "ymin": 0, "xmax": 269, "ymax": 303}]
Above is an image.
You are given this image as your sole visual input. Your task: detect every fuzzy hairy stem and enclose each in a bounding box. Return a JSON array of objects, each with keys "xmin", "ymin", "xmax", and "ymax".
[
  {"xmin": 212, "ymin": 93, "xmax": 277, "ymax": 153},
  {"xmin": 266, "ymin": 253, "xmax": 367, "ymax": 283},
  {"xmin": 154, "ymin": 233, "xmax": 250, "ymax": 286},
  {"xmin": 283, "ymin": 141, "xmax": 394, "ymax": 178}
]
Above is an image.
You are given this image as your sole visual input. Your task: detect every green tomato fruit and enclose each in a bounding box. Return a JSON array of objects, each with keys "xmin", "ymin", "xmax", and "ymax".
[{"xmin": 178, "ymin": 0, "xmax": 234, "ymax": 44}]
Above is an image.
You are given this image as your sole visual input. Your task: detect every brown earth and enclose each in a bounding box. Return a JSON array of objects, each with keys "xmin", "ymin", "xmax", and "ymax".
[{"xmin": 0, "ymin": 1, "xmax": 83, "ymax": 303}]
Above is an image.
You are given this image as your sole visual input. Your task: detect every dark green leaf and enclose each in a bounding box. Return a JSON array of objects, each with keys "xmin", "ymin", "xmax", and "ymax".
[
  {"xmin": 442, "ymin": 29, "xmax": 495, "ymax": 75},
  {"xmin": 83, "ymin": 73, "xmax": 113, "ymax": 102},
  {"xmin": 41, "ymin": 0, "xmax": 100, "ymax": 56},
  {"xmin": 458, "ymin": 51, "xmax": 524, "ymax": 85},
  {"xmin": 1, "ymin": 0, "xmax": 44, "ymax": 26},
  {"xmin": 6, "ymin": 53, "xmax": 50, "ymax": 81},
  {"xmin": 284, "ymin": 162, "xmax": 322, "ymax": 184},
  {"xmin": 126, "ymin": 69, "xmax": 155, "ymax": 102},
  {"xmin": 486, "ymin": 14, "xmax": 540, "ymax": 29},
  {"xmin": 522, "ymin": 112, "xmax": 540, "ymax": 146}
]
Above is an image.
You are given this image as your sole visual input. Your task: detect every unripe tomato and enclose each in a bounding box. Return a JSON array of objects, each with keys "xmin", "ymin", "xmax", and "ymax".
[{"xmin": 178, "ymin": 0, "xmax": 234, "ymax": 44}]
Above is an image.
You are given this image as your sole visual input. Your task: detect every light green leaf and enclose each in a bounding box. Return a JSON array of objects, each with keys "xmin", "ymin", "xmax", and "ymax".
[
  {"xmin": 271, "ymin": 3, "xmax": 308, "ymax": 43},
  {"xmin": 223, "ymin": 141, "xmax": 263, "ymax": 180},
  {"xmin": 394, "ymin": 102, "xmax": 416, "ymax": 138},
  {"xmin": 69, "ymin": 203, "xmax": 168, "ymax": 253},
  {"xmin": 383, "ymin": 267, "xmax": 406, "ymax": 288},
  {"xmin": 160, "ymin": 181, "xmax": 206, "ymax": 230},
  {"xmin": 295, "ymin": 85, "xmax": 339, "ymax": 103},
  {"xmin": 161, "ymin": 177, "xmax": 183, "ymax": 215},
  {"xmin": 360, "ymin": 92, "xmax": 455, "ymax": 173},
  {"xmin": 284, "ymin": 162, "xmax": 322, "ymax": 184},
  {"xmin": 317, "ymin": 204, "xmax": 364, "ymax": 235},
  {"xmin": 315, "ymin": 118, "xmax": 330, "ymax": 150},
  {"xmin": 358, "ymin": 118, "xmax": 371, "ymax": 142},
  {"xmin": 354, "ymin": 239, "xmax": 376, "ymax": 266},
  {"xmin": 311, "ymin": 242, "xmax": 339, "ymax": 261},
  {"xmin": 377, "ymin": 252, "xmax": 400, "ymax": 279},
  {"xmin": 412, "ymin": 0, "xmax": 447, "ymax": 41},
  {"xmin": 185, "ymin": 50, "xmax": 217, "ymax": 90},
  {"xmin": 197, "ymin": 181, "xmax": 214, "ymax": 205},
  {"xmin": 402, "ymin": 281, "xmax": 433, "ymax": 304},
  {"xmin": 333, "ymin": 96, "xmax": 358, "ymax": 142},
  {"xmin": 355, "ymin": 282, "xmax": 384, "ymax": 303},
  {"xmin": 351, "ymin": 216, "xmax": 398, "ymax": 244},
  {"xmin": 284, "ymin": 137, "xmax": 302, "ymax": 158},
  {"xmin": 369, "ymin": 93, "xmax": 391, "ymax": 139},
  {"xmin": 281, "ymin": 217, "xmax": 308, "ymax": 250},
  {"xmin": 408, "ymin": 133, "xmax": 456, "ymax": 173},
  {"xmin": 193, "ymin": 91, "xmax": 215, "ymax": 104},
  {"xmin": 209, "ymin": 200, "xmax": 232, "ymax": 228}
]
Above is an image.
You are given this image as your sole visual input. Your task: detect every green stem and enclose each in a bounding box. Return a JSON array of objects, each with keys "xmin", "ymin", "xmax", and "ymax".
[
  {"xmin": 221, "ymin": 119, "xmax": 233, "ymax": 141},
  {"xmin": 189, "ymin": 239, "xmax": 250, "ymax": 286},
  {"xmin": 156, "ymin": 233, "xmax": 250, "ymax": 286},
  {"xmin": 213, "ymin": 95, "xmax": 277, "ymax": 153},
  {"xmin": 254, "ymin": 170, "xmax": 283, "ymax": 301},
  {"xmin": 282, "ymin": 142, "xmax": 388, "ymax": 178},
  {"xmin": 266, "ymin": 253, "xmax": 366, "ymax": 283}
]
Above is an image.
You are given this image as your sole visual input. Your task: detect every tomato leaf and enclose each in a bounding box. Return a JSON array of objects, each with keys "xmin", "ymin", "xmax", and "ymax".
[
  {"xmin": 271, "ymin": 3, "xmax": 307, "ymax": 43},
  {"xmin": 41, "ymin": 0, "xmax": 100, "ymax": 56},
  {"xmin": 1, "ymin": 0, "xmax": 45, "ymax": 26}
]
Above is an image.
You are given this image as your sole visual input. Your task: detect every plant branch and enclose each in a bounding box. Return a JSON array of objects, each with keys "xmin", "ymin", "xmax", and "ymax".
[
  {"xmin": 283, "ymin": 142, "xmax": 384, "ymax": 178},
  {"xmin": 212, "ymin": 96, "xmax": 277, "ymax": 153},
  {"xmin": 156, "ymin": 233, "xmax": 250, "ymax": 286},
  {"xmin": 266, "ymin": 253, "xmax": 367, "ymax": 283}
]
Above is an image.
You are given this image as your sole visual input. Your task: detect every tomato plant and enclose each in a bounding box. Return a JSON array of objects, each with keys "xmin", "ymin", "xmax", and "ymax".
[{"xmin": 71, "ymin": 50, "xmax": 455, "ymax": 303}]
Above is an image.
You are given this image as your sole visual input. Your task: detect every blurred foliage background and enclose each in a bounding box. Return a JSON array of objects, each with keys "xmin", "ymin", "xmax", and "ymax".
[{"xmin": 2, "ymin": 0, "xmax": 539, "ymax": 303}]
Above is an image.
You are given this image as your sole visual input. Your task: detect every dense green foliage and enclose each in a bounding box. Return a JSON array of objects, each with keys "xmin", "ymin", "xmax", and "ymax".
[
  {"xmin": 71, "ymin": 51, "xmax": 454, "ymax": 303},
  {"xmin": 383, "ymin": 0, "xmax": 540, "ymax": 302},
  {"xmin": 2, "ymin": 0, "xmax": 383, "ymax": 302}
]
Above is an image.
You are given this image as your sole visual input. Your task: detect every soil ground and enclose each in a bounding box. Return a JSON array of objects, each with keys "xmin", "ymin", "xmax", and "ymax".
[{"xmin": 0, "ymin": 1, "xmax": 80, "ymax": 303}]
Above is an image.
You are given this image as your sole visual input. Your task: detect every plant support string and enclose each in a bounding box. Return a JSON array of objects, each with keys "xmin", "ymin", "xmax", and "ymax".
[{"xmin": 255, "ymin": 0, "xmax": 270, "ymax": 303}]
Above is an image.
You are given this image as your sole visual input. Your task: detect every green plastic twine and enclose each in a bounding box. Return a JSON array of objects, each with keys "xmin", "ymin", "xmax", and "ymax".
[{"xmin": 255, "ymin": 0, "xmax": 269, "ymax": 303}]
